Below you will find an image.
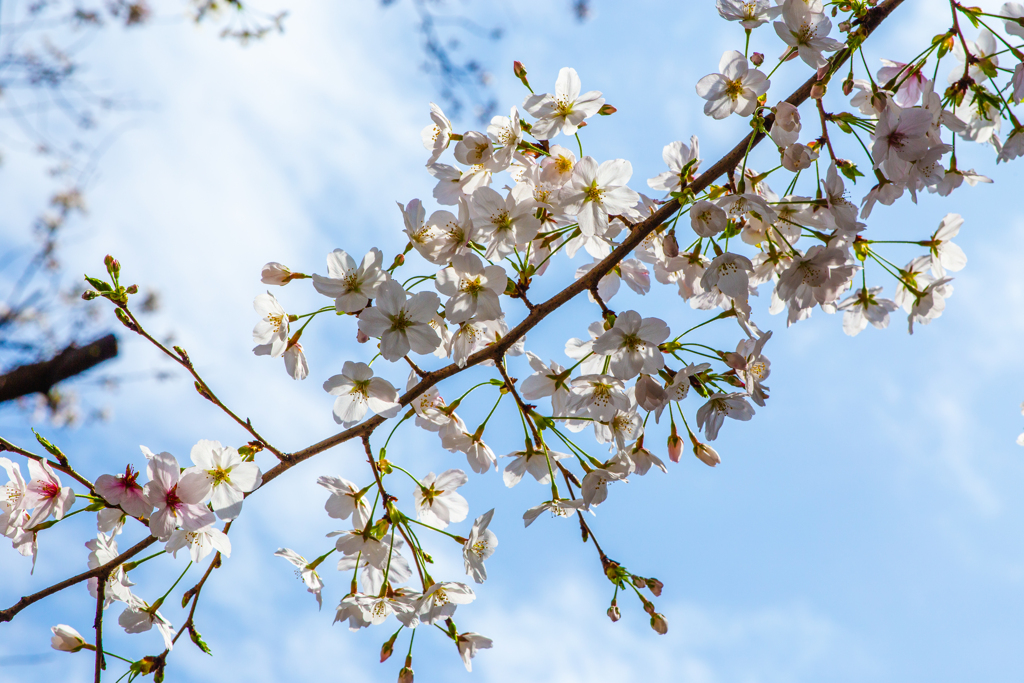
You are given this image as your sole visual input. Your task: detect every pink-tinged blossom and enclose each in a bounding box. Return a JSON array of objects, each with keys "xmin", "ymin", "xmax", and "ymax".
[
  {"xmin": 591, "ymin": 310, "xmax": 669, "ymax": 380},
  {"xmin": 261, "ymin": 262, "xmax": 299, "ymax": 285},
  {"xmin": 562, "ymin": 156, "xmax": 641, "ymax": 237},
  {"xmin": 118, "ymin": 601, "xmax": 174, "ymax": 651},
  {"xmin": 690, "ymin": 200, "xmax": 728, "ymax": 238},
  {"xmin": 701, "ymin": 253, "xmax": 754, "ymax": 301},
  {"xmin": 837, "ymin": 287, "xmax": 898, "ymax": 336},
  {"xmin": 717, "ymin": 0, "xmax": 772, "ymax": 29},
  {"xmin": 926, "ymin": 213, "xmax": 967, "ymax": 277},
  {"xmin": 770, "ymin": 101, "xmax": 802, "ymax": 148},
  {"xmin": 283, "ymin": 342, "xmax": 309, "ymax": 380},
  {"xmin": 877, "ymin": 59, "xmax": 927, "ymax": 107},
  {"xmin": 463, "ymin": 508, "xmax": 498, "ymax": 583},
  {"xmin": 275, "ymin": 548, "xmax": 325, "ymax": 609},
  {"xmin": 24, "ymin": 459, "xmax": 74, "ymax": 528},
  {"xmin": 1003, "ymin": 2, "xmax": 1024, "ymax": 38},
  {"xmin": 182, "ymin": 440, "xmax": 262, "ymax": 521},
  {"xmin": 165, "ymin": 525, "xmax": 231, "ymax": 563},
  {"xmin": 95, "ymin": 464, "xmax": 152, "ymax": 518},
  {"xmin": 502, "ymin": 446, "xmax": 569, "ymax": 487},
  {"xmin": 312, "ymin": 248, "xmax": 386, "ymax": 314},
  {"xmin": 457, "ymin": 632, "xmax": 494, "ymax": 672},
  {"xmin": 522, "ymin": 67, "xmax": 604, "ymax": 139},
  {"xmin": 1, "ymin": 457, "xmax": 29, "ymax": 532},
  {"xmin": 436, "ymin": 253, "xmax": 507, "ymax": 323},
  {"xmin": 323, "ymin": 361, "xmax": 401, "ymax": 427},
  {"xmin": 143, "ymin": 449, "xmax": 214, "ymax": 541},
  {"xmin": 523, "ymin": 498, "xmax": 587, "ymax": 527},
  {"xmin": 773, "ymin": 0, "xmax": 844, "ymax": 69},
  {"xmin": 417, "ymin": 581, "xmax": 475, "ymax": 624},
  {"xmin": 87, "ymin": 533, "xmax": 136, "ymax": 606},
  {"xmin": 696, "ymin": 392, "xmax": 755, "ymax": 441},
  {"xmin": 723, "ymin": 331, "xmax": 773, "ymax": 407},
  {"xmin": 358, "ymin": 279, "xmax": 441, "ymax": 361},
  {"xmin": 997, "ymin": 127, "xmax": 1024, "ymax": 164},
  {"xmin": 871, "ymin": 106, "xmax": 933, "ymax": 177},
  {"xmin": 413, "ymin": 469, "xmax": 469, "ymax": 529},
  {"xmin": 696, "ymin": 51, "xmax": 770, "ymax": 119},
  {"xmin": 569, "ymin": 374, "xmax": 631, "ymax": 422}
]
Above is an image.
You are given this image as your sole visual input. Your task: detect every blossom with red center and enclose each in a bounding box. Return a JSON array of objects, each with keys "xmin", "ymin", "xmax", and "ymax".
[{"xmin": 142, "ymin": 448, "xmax": 214, "ymax": 541}]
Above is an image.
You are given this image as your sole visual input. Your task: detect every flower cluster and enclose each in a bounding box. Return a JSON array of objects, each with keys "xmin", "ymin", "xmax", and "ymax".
[{"xmin": 7, "ymin": 1, "xmax": 1024, "ymax": 680}]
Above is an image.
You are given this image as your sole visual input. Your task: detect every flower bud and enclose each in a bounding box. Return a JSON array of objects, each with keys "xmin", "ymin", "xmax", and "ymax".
[
  {"xmin": 842, "ymin": 78, "xmax": 854, "ymax": 96},
  {"xmin": 261, "ymin": 262, "xmax": 294, "ymax": 285},
  {"xmin": 50, "ymin": 625, "xmax": 89, "ymax": 652},
  {"xmin": 749, "ymin": 52, "xmax": 764, "ymax": 66},
  {"xmin": 125, "ymin": 284, "xmax": 139, "ymax": 294},
  {"xmin": 648, "ymin": 578, "xmax": 664, "ymax": 597},
  {"xmin": 513, "ymin": 60, "xmax": 531, "ymax": 90},
  {"xmin": 380, "ymin": 630, "xmax": 400, "ymax": 663},
  {"xmin": 667, "ymin": 424, "xmax": 683, "ymax": 463},
  {"xmin": 632, "ymin": 575, "xmax": 647, "ymax": 589},
  {"xmin": 810, "ymin": 83, "xmax": 827, "ymax": 100},
  {"xmin": 607, "ymin": 603, "xmax": 621, "ymax": 622},
  {"xmin": 598, "ymin": 104, "xmax": 617, "ymax": 116},
  {"xmin": 82, "ymin": 290, "xmax": 99, "ymax": 300},
  {"xmin": 356, "ymin": 329, "xmax": 370, "ymax": 344},
  {"xmin": 693, "ymin": 440, "xmax": 721, "ymax": 467},
  {"xmin": 650, "ymin": 613, "xmax": 669, "ymax": 635},
  {"xmin": 635, "ymin": 375, "xmax": 667, "ymax": 413},
  {"xmin": 104, "ymin": 255, "xmax": 120, "ymax": 279},
  {"xmin": 399, "ymin": 667, "xmax": 415, "ymax": 683}
]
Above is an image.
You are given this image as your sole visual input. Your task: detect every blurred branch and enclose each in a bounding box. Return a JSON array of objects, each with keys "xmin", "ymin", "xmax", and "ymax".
[{"xmin": 0, "ymin": 333, "xmax": 117, "ymax": 403}]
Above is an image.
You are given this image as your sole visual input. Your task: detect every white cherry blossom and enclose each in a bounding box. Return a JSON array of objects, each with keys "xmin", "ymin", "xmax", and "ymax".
[
  {"xmin": 323, "ymin": 361, "xmax": 401, "ymax": 426},
  {"xmin": 463, "ymin": 508, "xmax": 498, "ymax": 583},
  {"xmin": 414, "ymin": 469, "xmax": 470, "ymax": 529},
  {"xmin": 696, "ymin": 50, "xmax": 770, "ymax": 119},
  {"xmin": 522, "ymin": 67, "xmax": 605, "ymax": 139},
  {"xmin": 358, "ymin": 279, "xmax": 441, "ymax": 361},
  {"xmin": 312, "ymin": 248, "xmax": 386, "ymax": 313}
]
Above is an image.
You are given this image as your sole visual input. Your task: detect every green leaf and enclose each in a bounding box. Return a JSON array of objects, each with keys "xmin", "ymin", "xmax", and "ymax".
[{"xmin": 84, "ymin": 275, "xmax": 112, "ymax": 292}]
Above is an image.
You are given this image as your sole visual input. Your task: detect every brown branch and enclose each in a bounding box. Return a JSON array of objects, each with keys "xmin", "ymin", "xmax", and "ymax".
[
  {"xmin": 0, "ymin": 334, "xmax": 117, "ymax": 403},
  {"xmin": 119, "ymin": 307, "xmax": 285, "ymax": 460},
  {"xmin": 94, "ymin": 571, "xmax": 106, "ymax": 682},
  {"xmin": 0, "ymin": 534, "xmax": 159, "ymax": 623},
  {"xmin": 0, "ymin": 436, "xmax": 97, "ymax": 494},
  {"xmin": 262, "ymin": 0, "xmax": 907, "ymax": 485}
]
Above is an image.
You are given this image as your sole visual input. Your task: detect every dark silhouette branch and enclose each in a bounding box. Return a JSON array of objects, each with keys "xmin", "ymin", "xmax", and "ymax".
[{"xmin": 0, "ymin": 333, "xmax": 118, "ymax": 404}]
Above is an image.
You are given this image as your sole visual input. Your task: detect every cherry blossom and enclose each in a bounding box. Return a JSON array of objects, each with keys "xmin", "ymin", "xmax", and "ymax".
[
  {"xmin": 773, "ymin": 0, "xmax": 844, "ymax": 69},
  {"xmin": 358, "ymin": 279, "xmax": 441, "ymax": 361},
  {"xmin": 838, "ymin": 287, "xmax": 898, "ymax": 336},
  {"xmin": 457, "ymin": 632, "xmax": 494, "ymax": 672},
  {"xmin": 182, "ymin": 439, "xmax": 262, "ymax": 521},
  {"xmin": 252, "ymin": 292, "xmax": 290, "ymax": 358},
  {"xmin": 143, "ymin": 449, "xmax": 215, "ymax": 541},
  {"xmin": 24, "ymin": 459, "xmax": 74, "ymax": 528},
  {"xmin": 562, "ymin": 157, "xmax": 641, "ymax": 237},
  {"xmin": 421, "ymin": 102, "xmax": 452, "ymax": 164},
  {"xmin": 275, "ymin": 548, "xmax": 325, "ymax": 609},
  {"xmin": 312, "ymin": 248, "xmax": 386, "ymax": 313},
  {"xmin": 463, "ymin": 508, "xmax": 498, "ymax": 583},
  {"xmin": 522, "ymin": 67, "xmax": 605, "ymax": 139},
  {"xmin": 435, "ymin": 253, "xmax": 507, "ymax": 323},
  {"xmin": 413, "ymin": 469, "xmax": 470, "ymax": 529},
  {"xmin": 591, "ymin": 311, "xmax": 669, "ymax": 380},
  {"xmin": 50, "ymin": 625, "xmax": 88, "ymax": 652},
  {"xmin": 165, "ymin": 525, "xmax": 231, "ymax": 563},
  {"xmin": 417, "ymin": 581, "xmax": 476, "ymax": 624},
  {"xmin": 696, "ymin": 50, "xmax": 770, "ymax": 119},
  {"xmin": 323, "ymin": 361, "xmax": 401, "ymax": 426},
  {"xmin": 95, "ymin": 464, "xmax": 151, "ymax": 518}
]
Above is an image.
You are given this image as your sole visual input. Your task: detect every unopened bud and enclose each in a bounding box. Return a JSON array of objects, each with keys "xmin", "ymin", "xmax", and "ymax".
[
  {"xmin": 650, "ymin": 613, "xmax": 669, "ymax": 635},
  {"xmin": 104, "ymin": 255, "xmax": 120, "ymax": 278},
  {"xmin": 380, "ymin": 630, "xmax": 400, "ymax": 663},
  {"xmin": 810, "ymin": 83, "xmax": 827, "ymax": 100},
  {"xmin": 598, "ymin": 104, "xmax": 617, "ymax": 116},
  {"xmin": 399, "ymin": 667, "xmax": 415, "ymax": 683},
  {"xmin": 749, "ymin": 52, "xmax": 764, "ymax": 66},
  {"xmin": 632, "ymin": 575, "xmax": 647, "ymax": 589},
  {"xmin": 125, "ymin": 284, "xmax": 138, "ymax": 294},
  {"xmin": 82, "ymin": 290, "xmax": 99, "ymax": 300},
  {"xmin": 838, "ymin": 20, "xmax": 851, "ymax": 32},
  {"xmin": 261, "ymin": 262, "xmax": 294, "ymax": 285},
  {"xmin": 842, "ymin": 78, "xmax": 854, "ymax": 96},
  {"xmin": 356, "ymin": 329, "xmax": 370, "ymax": 344},
  {"xmin": 693, "ymin": 440, "xmax": 721, "ymax": 467},
  {"xmin": 662, "ymin": 230, "xmax": 679, "ymax": 258},
  {"xmin": 648, "ymin": 578, "xmax": 664, "ymax": 597},
  {"xmin": 667, "ymin": 424, "xmax": 683, "ymax": 463},
  {"xmin": 513, "ymin": 60, "xmax": 531, "ymax": 90},
  {"xmin": 607, "ymin": 604, "xmax": 621, "ymax": 622}
]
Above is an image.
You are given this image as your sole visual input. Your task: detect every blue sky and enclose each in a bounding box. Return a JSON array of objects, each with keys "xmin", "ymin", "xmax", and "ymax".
[{"xmin": 2, "ymin": 1, "xmax": 1024, "ymax": 681}]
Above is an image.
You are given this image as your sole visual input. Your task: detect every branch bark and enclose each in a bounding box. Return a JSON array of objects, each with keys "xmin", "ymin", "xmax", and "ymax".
[{"xmin": 0, "ymin": 334, "xmax": 118, "ymax": 404}]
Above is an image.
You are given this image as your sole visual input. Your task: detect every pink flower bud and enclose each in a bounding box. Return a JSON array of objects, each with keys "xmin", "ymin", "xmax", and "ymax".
[
  {"xmin": 607, "ymin": 604, "xmax": 621, "ymax": 622},
  {"xmin": 650, "ymin": 613, "xmax": 669, "ymax": 635},
  {"xmin": 598, "ymin": 104, "xmax": 617, "ymax": 116},
  {"xmin": 261, "ymin": 262, "xmax": 294, "ymax": 285},
  {"xmin": 356, "ymin": 329, "xmax": 370, "ymax": 344},
  {"xmin": 667, "ymin": 424, "xmax": 683, "ymax": 463},
  {"xmin": 693, "ymin": 441, "xmax": 721, "ymax": 467},
  {"xmin": 399, "ymin": 667, "xmax": 415, "ymax": 683},
  {"xmin": 750, "ymin": 52, "xmax": 764, "ymax": 66},
  {"xmin": 648, "ymin": 578, "xmax": 664, "ymax": 597}
]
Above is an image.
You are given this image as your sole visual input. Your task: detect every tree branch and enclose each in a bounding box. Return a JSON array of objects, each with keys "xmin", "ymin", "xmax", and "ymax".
[{"xmin": 0, "ymin": 334, "xmax": 118, "ymax": 404}]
